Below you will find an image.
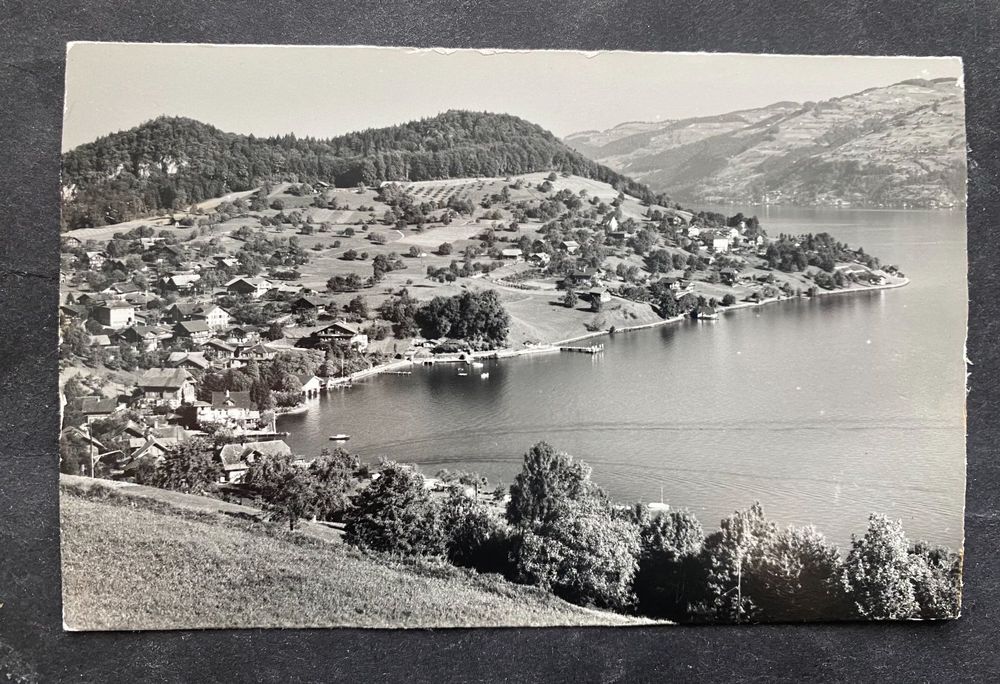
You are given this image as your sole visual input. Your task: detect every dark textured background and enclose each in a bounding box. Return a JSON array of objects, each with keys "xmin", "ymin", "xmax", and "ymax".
[{"xmin": 1, "ymin": 2, "xmax": 997, "ymax": 681}]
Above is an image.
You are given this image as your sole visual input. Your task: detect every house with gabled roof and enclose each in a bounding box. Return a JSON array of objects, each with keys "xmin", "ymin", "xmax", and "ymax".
[
  {"xmin": 291, "ymin": 295, "xmax": 329, "ymax": 315},
  {"xmin": 166, "ymin": 301, "xmax": 230, "ymax": 330},
  {"xmin": 311, "ymin": 320, "xmax": 368, "ymax": 350},
  {"xmin": 163, "ymin": 273, "xmax": 201, "ymax": 292},
  {"xmin": 167, "ymin": 351, "xmax": 212, "ymax": 371},
  {"xmin": 68, "ymin": 396, "xmax": 120, "ymax": 424},
  {"xmin": 136, "ymin": 368, "xmax": 195, "ymax": 408},
  {"xmin": 236, "ymin": 342, "xmax": 276, "ymax": 363},
  {"xmin": 217, "ymin": 439, "xmax": 292, "ymax": 484},
  {"xmin": 297, "ymin": 374, "xmax": 322, "ymax": 397},
  {"xmin": 173, "ymin": 319, "xmax": 212, "ymax": 344},
  {"xmin": 115, "ymin": 325, "xmax": 171, "ymax": 352},
  {"xmin": 226, "ymin": 276, "xmax": 273, "ymax": 299},
  {"xmin": 201, "ymin": 337, "xmax": 237, "ymax": 360},
  {"xmin": 195, "ymin": 390, "xmax": 261, "ymax": 431}
]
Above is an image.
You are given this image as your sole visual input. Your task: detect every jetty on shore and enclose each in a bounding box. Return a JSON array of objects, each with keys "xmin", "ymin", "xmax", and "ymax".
[{"xmin": 560, "ymin": 344, "xmax": 605, "ymax": 354}]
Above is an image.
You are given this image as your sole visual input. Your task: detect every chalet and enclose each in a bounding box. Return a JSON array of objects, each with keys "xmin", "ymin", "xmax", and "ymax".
[
  {"xmin": 586, "ymin": 287, "xmax": 612, "ymax": 304},
  {"xmin": 163, "ymin": 273, "xmax": 201, "ymax": 292},
  {"xmin": 720, "ymin": 268, "xmax": 739, "ymax": 286},
  {"xmin": 166, "ymin": 351, "xmax": 211, "ymax": 371},
  {"xmin": 93, "ymin": 302, "xmax": 136, "ymax": 330},
  {"xmin": 109, "ymin": 420, "xmax": 151, "ymax": 451},
  {"xmin": 173, "ymin": 320, "xmax": 212, "ymax": 344},
  {"xmin": 226, "ymin": 276, "xmax": 273, "ymax": 299},
  {"xmin": 660, "ymin": 276, "xmax": 681, "ymax": 292},
  {"xmin": 59, "ymin": 304, "xmax": 88, "ymax": 320},
  {"xmin": 273, "ymin": 282, "xmax": 305, "ymax": 296},
  {"xmin": 115, "ymin": 325, "xmax": 170, "ymax": 352},
  {"xmin": 500, "ymin": 248, "xmax": 523, "ymax": 261},
  {"xmin": 136, "ymin": 368, "xmax": 196, "ymax": 408},
  {"xmin": 201, "ymin": 338, "xmax": 237, "ymax": 360},
  {"xmin": 686, "ymin": 226, "xmax": 702, "ymax": 238},
  {"xmin": 149, "ymin": 243, "xmax": 186, "ymax": 263},
  {"xmin": 123, "ymin": 292, "xmax": 152, "ymax": 307},
  {"xmin": 166, "ymin": 302, "xmax": 231, "ymax": 330},
  {"xmin": 297, "ymin": 374, "xmax": 322, "ymax": 397},
  {"xmin": 74, "ymin": 292, "xmax": 104, "ymax": 307},
  {"xmin": 119, "ymin": 438, "xmax": 170, "ymax": 479},
  {"xmin": 60, "ymin": 426, "xmax": 106, "ymax": 455},
  {"xmin": 236, "ymin": 342, "xmax": 276, "ymax": 363},
  {"xmin": 564, "ymin": 268, "xmax": 600, "ymax": 287},
  {"xmin": 608, "ymin": 230, "xmax": 633, "ymax": 242},
  {"xmin": 225, "ymin": 327, "xmax": 260, "ymax": 346},
  {"xmin": 217, "ymin": 440, "xmax": 292, "ymax": 484},
  {"xmin": 85, "ymin": 251, "xmax": 106, "ymax": 270},
  {"xmin": 560, "ymin": 240, "xmax": 580, "ymax": 254},
  {"xmin": 62, "ymin": 236, "xmax": 83, "ymax": 249},
  {"xmin": 70, "ymin": 396, "xmax": 119, "ymax": 424},
  {"xmin": 196, "ymin": 391, "xmax": 261, "ymax": 431},
  {"xmin": 291, "ymin": 295, "xmax": 328, "ymax": 315},
  {"xmin": 528, "ymin": 252, "xmax": 551, "ymax": 267},
  {"xmin": 102, "ymin": 282, "xmax": 142, "ymax": 299},
  {"xmin": 604, "ymin": 216, "xmax": 620, "ymax": 232},
  {"xmin": 213, "ymin": 255, "xmax": 240, "ymax": 270},
  {"xmin": 312, "ymin": 321, "xmax": 369, "ymax": 350}
]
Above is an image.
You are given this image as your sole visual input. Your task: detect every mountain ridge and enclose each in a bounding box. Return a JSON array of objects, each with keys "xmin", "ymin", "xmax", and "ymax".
[
  {"xmin": 61, "ymin": 111, "xmax": 668, "ymax": 230},
  {"xmin": 565, "ymin": 78, "xmax": 965, "ymax": 208}
]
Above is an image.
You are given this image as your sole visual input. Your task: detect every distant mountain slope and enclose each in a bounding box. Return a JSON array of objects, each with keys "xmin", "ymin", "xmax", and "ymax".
[
  {"xmin": 61, "ymin": 111, "xmax": 665, "ymax": 230},
  {"xmin": 565, "ymin": 78, "xmax": 965, "ymax": 208}
]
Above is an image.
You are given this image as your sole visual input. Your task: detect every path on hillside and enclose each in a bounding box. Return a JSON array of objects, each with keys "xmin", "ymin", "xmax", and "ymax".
[{"xmin": 60, "ymin": 474, "xmax": 345, "ymax": 543}]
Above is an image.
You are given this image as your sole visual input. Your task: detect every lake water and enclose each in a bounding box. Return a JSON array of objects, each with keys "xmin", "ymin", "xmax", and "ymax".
[{"xmin": 280, "ymin": 207, "xmax": 967, "ymax": 549}]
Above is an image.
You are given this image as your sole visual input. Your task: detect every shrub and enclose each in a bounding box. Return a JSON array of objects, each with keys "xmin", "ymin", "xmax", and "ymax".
[
  {"xmin": 512, "ymin": 499, "xmax": 640, "ymax": 611},
  {"xmin": 439, "ymin": 490, "xmax": 512, "ymax": 574},
  {"xmin": 153, "ymin": 437, "xmax": 221, "ymax": 494},
  {"xmin": 633, "ymin": 507, "xmax": 706, "ymax": 621},
  {"xmin": 344, "ymin": 463, "xmax": 445, "ymax": 556}
]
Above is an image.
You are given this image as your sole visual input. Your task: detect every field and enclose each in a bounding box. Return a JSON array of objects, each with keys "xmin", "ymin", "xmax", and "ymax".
[{"xmin": 60, "ymin": 482, "xmax": 649, "ymax": 630}]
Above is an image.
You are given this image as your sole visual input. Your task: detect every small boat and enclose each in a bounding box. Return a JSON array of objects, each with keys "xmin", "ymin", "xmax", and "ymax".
[
  {"xmin": 471, "ymin": 361, "xmax": 485, "ymax": 368},
  {"xmin": 480, "ymin": 372, "xmax": 490, "ymax": 379},
  {"xmin": 328, "ymin": 434, "xmax": 351, "ymax": 441},
  {"xmin": 457, "ymin": 369, "xmax": 469, "ymax": 376}
]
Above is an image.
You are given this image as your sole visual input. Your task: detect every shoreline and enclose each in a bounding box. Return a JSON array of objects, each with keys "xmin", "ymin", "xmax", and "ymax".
[{"xmin": 290, "ymin": 276, "xmax": 910, "ymax": 406}]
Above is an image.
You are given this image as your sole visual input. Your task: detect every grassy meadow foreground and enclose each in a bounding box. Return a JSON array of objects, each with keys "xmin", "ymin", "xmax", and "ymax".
[{"xmin": 61, "ymin": 477, "xmax": 646, "ymax": 630}]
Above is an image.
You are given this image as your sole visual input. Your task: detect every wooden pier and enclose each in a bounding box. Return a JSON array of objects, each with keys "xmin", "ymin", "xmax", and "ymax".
[{"xmin": 559, "ymin": 344, "xmax": 605, "ymax": 354}]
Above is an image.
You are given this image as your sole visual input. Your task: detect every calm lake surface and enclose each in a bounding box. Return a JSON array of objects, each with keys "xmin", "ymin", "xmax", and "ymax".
[{"xmin": 280, "ymin": 207, "xmax": 967, "ymax": 549}]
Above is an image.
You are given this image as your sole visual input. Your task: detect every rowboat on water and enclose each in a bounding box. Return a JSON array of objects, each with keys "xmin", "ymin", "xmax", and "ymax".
[{"xmin": 328, "ymin": 434, "xmax": 351, "ymax": 441}]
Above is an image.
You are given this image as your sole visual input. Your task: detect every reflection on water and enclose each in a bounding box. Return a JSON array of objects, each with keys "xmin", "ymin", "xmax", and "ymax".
[{"xmin": 280, "ymin": 208, "xmax": 967, "ymax": 548}]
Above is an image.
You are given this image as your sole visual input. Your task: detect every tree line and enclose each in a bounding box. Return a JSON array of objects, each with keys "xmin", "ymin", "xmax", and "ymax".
[
  {"xmin": 61, "ymin": 112, "xmax": 669, "ymax": 229},
  {"xmin": 148, "ymin": 437, "xmax": 960, "ymax": 624}
]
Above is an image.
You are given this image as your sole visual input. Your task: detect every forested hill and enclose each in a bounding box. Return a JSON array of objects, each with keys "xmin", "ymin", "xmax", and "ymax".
[
  {"xmin": 61, "ymin": 111, "xmax": 666, "ymax": 230},
  {"xmin": 565, "ymin": 78, "xmax": 966, "ymax": 208}
]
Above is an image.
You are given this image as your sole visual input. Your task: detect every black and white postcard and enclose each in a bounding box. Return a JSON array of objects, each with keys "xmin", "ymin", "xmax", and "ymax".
[{"xmin": 58, "ymin": 44, "xmax": 967, "ymax": 629}]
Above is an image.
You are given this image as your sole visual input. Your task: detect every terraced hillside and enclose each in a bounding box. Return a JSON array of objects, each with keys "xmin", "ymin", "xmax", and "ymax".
[{"xmin": 566, "ymin": 78, "xmax": 965, "ymax": 208}]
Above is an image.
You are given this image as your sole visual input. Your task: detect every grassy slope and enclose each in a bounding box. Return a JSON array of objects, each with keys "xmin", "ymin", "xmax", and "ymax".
[{"xmin": 60, "ymin": 489, "xmax": 648, "ymax": 630}]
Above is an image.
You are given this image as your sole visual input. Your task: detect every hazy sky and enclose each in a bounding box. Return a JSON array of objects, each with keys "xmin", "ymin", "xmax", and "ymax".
[{"xmin": 63, "ymin": 43, "xmax": 962, "ymax": 151}]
